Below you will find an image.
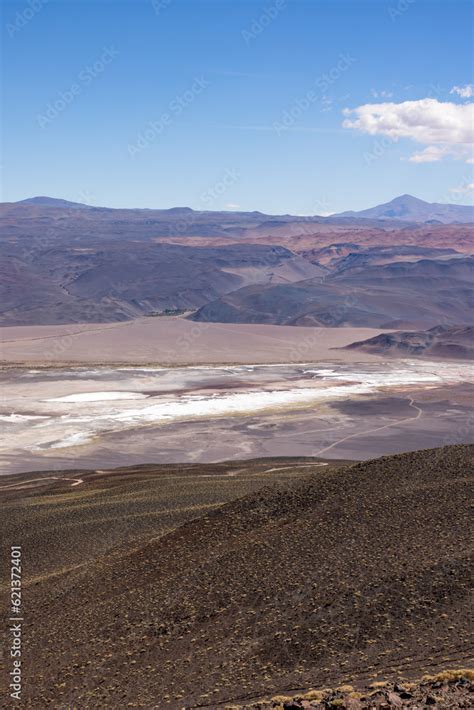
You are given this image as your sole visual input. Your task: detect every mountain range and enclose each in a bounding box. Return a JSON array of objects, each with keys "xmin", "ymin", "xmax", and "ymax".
[
  {"xmin": 0, "ymin": 194, "xmax": 472, "ymax": 331},
  {"xmin": 9, "ymin": 192, "xmax": 474, "ymax": 223}
]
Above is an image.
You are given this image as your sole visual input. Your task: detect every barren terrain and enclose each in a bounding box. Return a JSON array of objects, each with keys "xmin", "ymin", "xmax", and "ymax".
[
  {"xmin": 345, "ymin": 325, "xmax": 474, "ymax": 360},
  {"xmin": 1, "ymin": 198, "xmax": 473, "ymax": 327},
  {"xmin": 1, "ymin": 446, "xmax": 472, "ymax": 708},
  {"xmin": 0, "ymin": 319, "xmax": 388, "ymax": 366}
]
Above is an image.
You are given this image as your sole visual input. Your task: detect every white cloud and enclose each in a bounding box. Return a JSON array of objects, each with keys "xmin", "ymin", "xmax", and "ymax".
[
  {"xmin": 449, "ymin": 182, "xmax": 474, "ymax": 194},
  {"xmin": 225, "ymin": 203, "xmax": 241, "ymax": 210},
  {"xmin": 342, "ymin": 98, "xmax": 472, "ymax": 143},
  {"xmin": 342, "ymin": 98, "xmax": 474, "ymax": 162},
  {"xmin": 450, "ymin": 84, "xmax": 473, "ymax": 99}
]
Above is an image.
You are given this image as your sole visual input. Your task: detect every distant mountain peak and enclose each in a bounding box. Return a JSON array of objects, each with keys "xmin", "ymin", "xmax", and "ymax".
[
  {"xmin": 17, "ymin": 196, "xmax": 91, "ymax": 209},
  {"xmin": 391, "ymin": 194, "xmax": 426, "ymax": 204},
  {"xmin": 333, "ymin": 194, "xmax": 473, "ymax": 224}
]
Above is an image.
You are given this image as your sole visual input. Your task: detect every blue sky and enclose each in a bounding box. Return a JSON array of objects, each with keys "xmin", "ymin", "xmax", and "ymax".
[{"xmin": 2, "ymin": 0, "xmax": 473, "ymax": 213}]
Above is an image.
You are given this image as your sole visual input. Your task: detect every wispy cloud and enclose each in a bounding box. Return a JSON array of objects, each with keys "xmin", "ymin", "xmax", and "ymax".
[
  {"xmin": 320, "ymin": 96, "xmax": 333, "ymax": 112},
  {"xmin": 210, "ymin": 70, "xmax": 271, "ymax": 79},
  {"xmin": 234, "ymin": 125, "xmax": 342, "ymax": 134},
  {"xmin": 370, "ymin": 88, "xmax": 394, "ymax": 99},
  {"xmin": 450, "ymin": 84, "xmax": 473, "ymax": 99},
  {"xmin": 408, "ymin": 145, "xmax": 449, "ymax": 163},
  {"xmin": 449, "ymin": 182, "xmax": 474, "ymax": 194}
]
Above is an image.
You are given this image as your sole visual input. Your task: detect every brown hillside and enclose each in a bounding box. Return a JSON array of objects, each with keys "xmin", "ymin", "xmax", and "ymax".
[{"xmin": 0, "ymin": 447, "xmax": 472, "ymax": 708}]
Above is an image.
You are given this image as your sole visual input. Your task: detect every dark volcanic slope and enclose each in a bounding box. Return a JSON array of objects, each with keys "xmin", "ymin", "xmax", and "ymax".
[
  {"xmin": 300, "ymin": 243, "xmax": 460, "ymax": 269},
  {"xmin": 192, "ymin": 257, "xmax": 474, "ymax": 328},
  {"xmin": 0, "ymin": 242, "xmax": 322, "ymax": 325},
  {"xmin": 3, "ymin": 446, "xmax": 472, "ymax": 708},
  {"xmin": 345, "ymin": 325, "xmax": 474, "ymax": 360}
]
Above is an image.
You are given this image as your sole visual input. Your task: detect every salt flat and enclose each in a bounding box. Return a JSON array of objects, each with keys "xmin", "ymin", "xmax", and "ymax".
[{"xmin": 1, "ymin": 360, "xmax": 472, "ymax": 474}]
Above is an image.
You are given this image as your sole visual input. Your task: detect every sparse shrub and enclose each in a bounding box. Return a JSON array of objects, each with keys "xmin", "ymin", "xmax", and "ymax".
[{"xmin": 423, "ymin": 668, "xmax": 474, "ymax": 683}]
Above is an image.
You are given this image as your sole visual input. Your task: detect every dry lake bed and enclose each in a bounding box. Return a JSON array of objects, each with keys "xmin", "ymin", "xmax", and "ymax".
[{"xmin": 1, "ymin": 360, "xmax": 472, "ymax": 475}]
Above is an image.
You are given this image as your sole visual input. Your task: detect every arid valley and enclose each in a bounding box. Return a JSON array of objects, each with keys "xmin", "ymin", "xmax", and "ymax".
[
  {"xmin": 1, "ymin": 197, "xmax": 473, "ymax": 476},
  {"xmin": 1, "ymin": 193, "xmax": 473, "ymax": 709},
  {"xmin": 1, "ymin": 191, "xmax": 474, "ymax": 708},
  {"xmin": 2, "ymin": 2, "xmax": 474, "ymax": 701}
]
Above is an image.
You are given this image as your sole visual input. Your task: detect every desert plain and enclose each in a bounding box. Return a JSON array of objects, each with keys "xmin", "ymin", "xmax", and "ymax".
[{"xmin": 1, "ymin": 318, "xmax": 472, "ymax": 475}]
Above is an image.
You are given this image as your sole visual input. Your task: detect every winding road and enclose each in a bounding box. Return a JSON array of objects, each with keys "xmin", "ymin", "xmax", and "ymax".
[
  {"xmin": 0, "ymin": 476, "xmax": 84, "ymax": 491},
  {"xmin": 313, "ymin": 397, "xmax": 423, "ymax": 457}
]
